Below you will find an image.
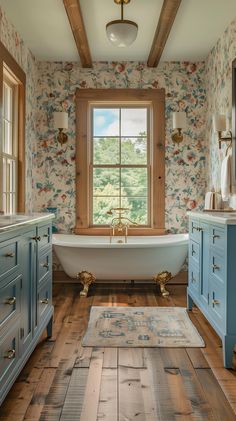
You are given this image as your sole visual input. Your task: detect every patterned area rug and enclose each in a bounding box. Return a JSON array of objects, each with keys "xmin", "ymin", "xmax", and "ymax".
[{"xmin": 82, "ymin": 306, "xmax": 204, "ymax": 348}]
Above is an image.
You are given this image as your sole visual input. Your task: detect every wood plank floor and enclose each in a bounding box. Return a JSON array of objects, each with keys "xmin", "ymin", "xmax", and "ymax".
[{"xmin": 1, "ymin": 283, "xmax": 236, "ymax": 421}]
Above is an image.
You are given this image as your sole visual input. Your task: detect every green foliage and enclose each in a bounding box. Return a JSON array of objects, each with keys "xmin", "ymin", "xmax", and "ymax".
[{"xmin": 93, "ymin": 136, "xmax": 148, "ymax": 225}]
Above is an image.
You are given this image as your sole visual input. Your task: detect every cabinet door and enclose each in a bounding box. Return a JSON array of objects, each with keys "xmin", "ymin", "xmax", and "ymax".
[
  {"xmin": 19, "ymin": 228, "xmax": 36, "ymax": 351},
  {"xmin": 199, "ymin": 222, "xmax": 210, "ymax": 306}
]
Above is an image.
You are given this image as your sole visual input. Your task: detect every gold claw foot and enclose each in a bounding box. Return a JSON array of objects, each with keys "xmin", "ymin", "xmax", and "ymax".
[
  {"xmin": 154, "ymin": 271, "xmax": 173, "ymax": 297},
  {"xmin": 77, "ymin": 271, "xmax": 96, "ymax": 297}
]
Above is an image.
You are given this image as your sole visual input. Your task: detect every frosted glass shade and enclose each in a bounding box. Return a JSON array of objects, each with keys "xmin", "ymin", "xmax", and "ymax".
[
  {"xmin": 54, "ymin": 112, "xmax": 68, "ymax": 129},
  {"xmin": 213, "ymin": 114, "xmax": 226, "ymax": 132},
  {"xmin": 106, "ymin": 20, "xmax": 138, "ymax": 47},
  {"xmin": 172, "ymin": 112, "xmax": 187, "ymax": 129}
]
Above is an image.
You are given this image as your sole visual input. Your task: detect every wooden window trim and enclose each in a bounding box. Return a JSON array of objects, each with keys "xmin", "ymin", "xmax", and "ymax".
[
  {"xmin": 75, "ymin": 89, "xmax": 165, "ymax": 235},
  {"xmin": 0, "ymin": 40, "xmax": 26, "ymax": 213}
]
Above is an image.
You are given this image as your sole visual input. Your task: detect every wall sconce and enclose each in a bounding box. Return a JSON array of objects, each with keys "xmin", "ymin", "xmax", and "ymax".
[
  {"xmin": 53, "ymin": 112, "xmax": 68, "ymax": 145},
  {"xmin": 213, "ymin": 114, "xmax": 232, "ymax": 149},
  {"xmin": 172, "ymin": 112, "xmax": 187, "ymax": 143}
]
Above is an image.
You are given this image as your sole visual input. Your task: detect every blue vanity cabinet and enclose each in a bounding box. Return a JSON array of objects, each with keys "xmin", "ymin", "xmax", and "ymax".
[
  {"xmin": 188, "ymin": 214, "xmax": 236, "ymax": 368},
  {"xmin": 0, "ymin": 216, "xmax": 53, "ymax": 406}
]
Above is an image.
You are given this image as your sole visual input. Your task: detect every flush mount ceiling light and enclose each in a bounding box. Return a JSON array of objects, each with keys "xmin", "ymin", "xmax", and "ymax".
[{"xmin": 106, "ymin": 0, "xmax": 138, "ymax": 48}]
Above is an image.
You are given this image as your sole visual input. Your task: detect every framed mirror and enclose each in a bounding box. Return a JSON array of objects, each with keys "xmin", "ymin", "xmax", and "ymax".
[{"xmin": 232, "ymin": 58, "xmax": 236, "ymax": 182}]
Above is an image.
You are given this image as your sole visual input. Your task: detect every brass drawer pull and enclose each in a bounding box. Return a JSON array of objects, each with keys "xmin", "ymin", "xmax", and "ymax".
[
  {"xmin": 40, "ymin": 298, "xmax": 49, "ymax": 305},
  {"xmin": 42, "ymin": 263, "xmax": 49, "ymax": 269},
  {"xmin": 213, "ymin": 235, "xmax": 220, "ymax": 240},
  {"xmin": 4, "ymin": 349, "xmax": 16, "ymax": 359},
  {"xmin": 5, "ymin": 297, "xmax": 16, "ymax": 305},
  {"xmin": 212, "ymin": 264, "xmax": 220, "ymax": 270},
  {"xmin": 32, "ymin": 236, "xmax": 41, "ymax": 242},
  {"xmin": 5, "ymin": 252, "xmax": 15, "ymax": 258},
  {"xmin": 212, "ymin": 299, "xmax": 220, "ymax": 305}
]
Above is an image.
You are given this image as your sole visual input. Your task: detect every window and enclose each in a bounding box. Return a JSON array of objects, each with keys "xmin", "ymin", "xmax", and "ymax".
[
  {"xmin": 1, "ymin": 68, "xmax": 18, "ymax": 213},
  {"xmin": 92, "ymin": 107, "xmax": 149, "ymax": 225},
  {"xmin": 76, "ymin": 89, "xmax": 165, "ymax": 235},
  {"xmin": 0, "ymin": 41, "xmax": 25, "ymax": 214}
]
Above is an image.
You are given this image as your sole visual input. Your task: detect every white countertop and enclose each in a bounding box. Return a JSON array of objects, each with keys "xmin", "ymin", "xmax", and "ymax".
[
  {"xmin": 187, "ymin": 211, "xmax": 236, "ymax": 225},
  {"xmin": 0, "ymin": 213, "xmax": 54, "ymax": 232}
]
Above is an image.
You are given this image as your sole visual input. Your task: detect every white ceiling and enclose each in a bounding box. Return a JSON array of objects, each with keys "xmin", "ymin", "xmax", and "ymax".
[{"xmin": 0, "ymin": 0, "xmax": 236, "ymax": 62}]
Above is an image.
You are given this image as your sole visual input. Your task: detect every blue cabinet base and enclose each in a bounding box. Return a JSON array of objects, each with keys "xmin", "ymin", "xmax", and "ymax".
[{"xmin": 0, "ymin": 307, "xmax": 53, "ymax": 406}]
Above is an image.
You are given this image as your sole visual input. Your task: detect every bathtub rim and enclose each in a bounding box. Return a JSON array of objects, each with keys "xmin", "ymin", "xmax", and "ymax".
[{"xmin": 52, "ymin": 233, "xmax": 189, "ymax": 249}]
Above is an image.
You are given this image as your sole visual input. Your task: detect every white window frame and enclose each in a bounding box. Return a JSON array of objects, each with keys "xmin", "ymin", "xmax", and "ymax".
[
  {"xmin": 0, "ymin": 65, "xmax": 19, "ymax": 214},
  {"xmin": 89, "ymin": 103, "xmax": 151, "ymax": 227}
]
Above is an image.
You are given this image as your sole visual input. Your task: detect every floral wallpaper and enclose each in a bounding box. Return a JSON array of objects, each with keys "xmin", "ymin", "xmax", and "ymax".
[
  {"xmin": 34, "ymin": 61, "xmax": 207, "ymax": 234},
  {"xmin": 0, "ymin": 6, "xmax": 38, "ymax": 212},
  {"xmin": 205, "ymin": 17, "xmax": 236, "ymax": 199}
]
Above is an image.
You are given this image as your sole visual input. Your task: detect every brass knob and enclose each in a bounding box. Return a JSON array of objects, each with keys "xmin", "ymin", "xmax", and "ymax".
[
  {"xmin": 32, "ymin": 236, "xmax": 41, "ymax": 242},
  {"xmin": 42, "ymin": 263, "xmax": 49, "ymax": 268},
  {"xmin": 197, "ymin": 227, "xmax": 203, "ymax": 232},
  {"xmin": 4, "ymin": 349, "xmax": 16, "ymax": 359},
  {"xmin": 40, "ymin": 298, "xmax": 49, "ymax": 304},
  {"xmin": 212, "ymin": 299, "xmax": 220, "ymax": 305},
  {"xmin": 43, "ymin": 234, "xmax": 50, "ymax": 238},
  {"xmin": 5, "ymin": 297, "xmax": 16, "ymax": 305},
  {"xmin": 192, "ymin": 249, "xmax": 196, "ymax": 255},
  {"xmin": 213, "ymin": 235, "xmax": 220, "ymax": 240},
  {"xmin": 5, "ymin": 252, "xmax": 15, "ymax": 258},
  {"xmin": 212, "ymin": 264, "xmax": 220, "ymax": 270}
]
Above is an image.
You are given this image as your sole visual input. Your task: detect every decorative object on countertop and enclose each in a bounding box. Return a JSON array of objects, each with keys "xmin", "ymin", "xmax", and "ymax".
[
  {"xmin": 53, "ymin": 111, "xmax": 68, "ymax": 145},
  {"xmin": 204, "ymin": 189, "xmax": 222, "ymax": 210},
  {"xmin": 213, "ymin": 114, "xmax": 232, "ymax": 150},
  {"xmin": 82, "ymin": 306, "xmax": 204, "ymax": 348},
  {"xmin": 171, "ymin": 111, "xmax": 187, "ymax": 143}
]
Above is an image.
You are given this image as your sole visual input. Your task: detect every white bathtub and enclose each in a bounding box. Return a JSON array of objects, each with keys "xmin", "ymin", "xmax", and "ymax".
[{"xmin": 53, "ymin": 234, "xmax": 189, "ymax": 281}]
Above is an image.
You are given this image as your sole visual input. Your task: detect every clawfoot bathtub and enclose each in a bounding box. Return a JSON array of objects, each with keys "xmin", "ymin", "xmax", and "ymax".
[{"xmin": 53, "ymin": 234, "xmax": 188, "ymax": 297}]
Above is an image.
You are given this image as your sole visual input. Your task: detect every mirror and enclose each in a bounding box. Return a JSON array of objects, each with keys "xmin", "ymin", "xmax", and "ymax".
[{"xmin": 232, "ymin": 58, "xmax": 236, "ymax": 182}]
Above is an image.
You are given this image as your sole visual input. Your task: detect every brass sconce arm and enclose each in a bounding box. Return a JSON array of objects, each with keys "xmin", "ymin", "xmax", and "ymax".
[
  {"xmin": 217, "ymin": 130, "xmax": 232, "ymax": 149},
  {"xmin": 171, "ymin": 128, "xmax": 184, "ymax": 144},
  {"xmin": 57, "ymin": 128, "xmax": 68, "ymax": 146}
]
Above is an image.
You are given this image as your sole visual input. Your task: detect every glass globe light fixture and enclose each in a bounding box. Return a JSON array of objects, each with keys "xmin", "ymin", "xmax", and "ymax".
[{"xmin": 106, "ymin": 0, "xmax": 138, "ymax": 48}]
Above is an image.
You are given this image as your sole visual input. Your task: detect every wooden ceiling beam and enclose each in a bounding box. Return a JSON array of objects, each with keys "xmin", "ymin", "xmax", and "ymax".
[
  {"xmin": 63, "ymin": 0, "xmax": 92, "ymax": 68},
  {"xmin": 147, "ymin": 0, "xmax": 182, "ymax": 67}
]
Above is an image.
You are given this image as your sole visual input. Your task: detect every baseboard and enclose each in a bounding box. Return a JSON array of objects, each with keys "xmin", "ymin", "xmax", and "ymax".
[{"xmin": 53, "ymin": 270, "xmax": 187, "ymax": 285}]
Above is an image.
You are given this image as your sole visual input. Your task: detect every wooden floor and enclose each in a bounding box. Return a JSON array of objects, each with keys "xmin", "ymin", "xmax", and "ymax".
[{"xmin": 1, "ymin": 283, "xmax": 236, "ymax": 421}]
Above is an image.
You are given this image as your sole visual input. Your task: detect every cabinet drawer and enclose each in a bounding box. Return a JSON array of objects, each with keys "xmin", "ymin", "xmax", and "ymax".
[
  {"xmin": 38, "ymin": 278, "xmax": 52, "ymax": 324},
  {"xmin": 210, "ymin": 250, "xmax": 225, "ymax": 286},
  {"xmin": 38, "ymin": 225, "xmax": 52, "ymax": 252},
  {"xmin": 0, "ymin": 275, "xmax": 21, "ymax": 332},
  {"xmin": 0, "ymin": 239, "xmax": 19, "ymax": 282},
  {"xmin": 209, "ymin": 280, "xmax": 225, "ymax": 330},
  {"xmin": 188, "ymin": 264, "xmax": 200, "ymax": 294},
  {"xmin": 189, "ymin": 219, "xmax": 201, "ymax": 242},
  {"xmin": 0, "ymin": 325, "xmax": 19, "ymax": 385},
  {"xmin": 189, "ymin": 240, "xmax": 200, "ymax": 266},
  {"xmin": 38, "ymin": 251, "xmax": 52, "ymax": 286},
  {"xmin": 210, "ymin": 226, "xmax": 225, "ymax": 251}
]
